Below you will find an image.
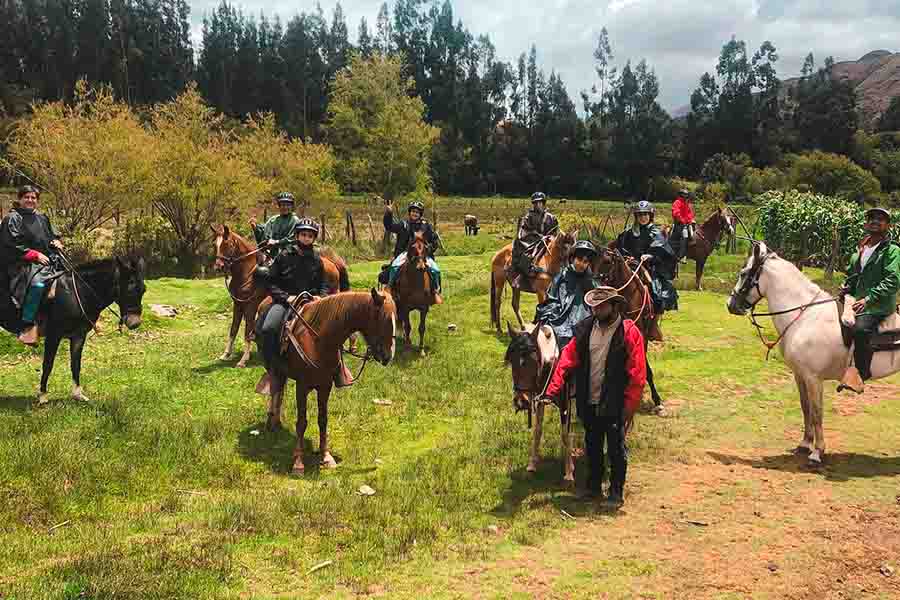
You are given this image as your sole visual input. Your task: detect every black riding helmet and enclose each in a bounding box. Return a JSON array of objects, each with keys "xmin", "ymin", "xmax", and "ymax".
[
  {"xmin": 275, "ymin": 191, "xmax": 295, "ymax": 205},
  {"xmin": 571, "ymin": 240, "xmax": 597, "ymax": 259},
  {"xmin": 408, "ymin": 201, "xmax": 425, "ymax": 214},
  {"xmin": 531, "ymin": 192, "xmax": 547, "ymax": 205},
  {"xmin": 294, "ymin": 217, "xmax": 320, "ymax": 237}
]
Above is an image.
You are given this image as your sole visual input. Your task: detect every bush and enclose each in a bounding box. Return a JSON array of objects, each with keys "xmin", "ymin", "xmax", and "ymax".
[
  {"xmin": 756, "ymin": 189, "xmax": 864, "ymax": 268},
  {"xmin": 787, "ymin": 150, "xmax": 881, "ymax": 201},
  {"xmin": 112, "ymin": 215, "xmax": 180, "ymax": 276},
  {"xmin": 697, "ymin": 182, "xmax": 728, "ymax": 204},
  {"xmin": 745, "ymin": 167, "xmax": 786, "ymax": 196}
]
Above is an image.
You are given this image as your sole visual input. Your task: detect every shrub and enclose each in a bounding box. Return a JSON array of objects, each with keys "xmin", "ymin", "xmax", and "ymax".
[
  {"xmin": 112, "ymin": 215, "xmax": 180, "ymax": 276},
  {"xmin": 787, "ymin": 150, "xmax": 880, "ymax": 201},
  {"xmin": 756, "ymin": 189, "xmax": 864, "ymax": 268},
  {"xmin": 744, "ymin": 167, "xmax": 786, "ymax": 196}
]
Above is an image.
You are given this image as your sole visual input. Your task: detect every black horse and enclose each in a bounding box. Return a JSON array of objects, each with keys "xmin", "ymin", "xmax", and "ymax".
[{"xmin": 1, "ymin": 257, "xmax": 147, "ymax": 404}]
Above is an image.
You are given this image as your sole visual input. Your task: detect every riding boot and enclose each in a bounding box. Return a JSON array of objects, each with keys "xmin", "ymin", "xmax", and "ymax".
[{"xmin": 333, "ymin": 354, "xmax": 354, "ymax": 388}]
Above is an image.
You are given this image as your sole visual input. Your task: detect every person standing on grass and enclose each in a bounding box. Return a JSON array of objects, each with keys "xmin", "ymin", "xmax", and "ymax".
[
  {"xmin": 541, "ymin": 286, "xmax": 646, "ymax": 507},
  {"xmin": 250, "ymin": 191, "xmax": 302, "ymax": 262}
]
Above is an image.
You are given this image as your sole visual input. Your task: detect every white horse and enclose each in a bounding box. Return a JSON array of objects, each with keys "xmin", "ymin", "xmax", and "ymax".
[{"xmin": 727, "ymin": 242, "xmax": 900, "ymax": 465}]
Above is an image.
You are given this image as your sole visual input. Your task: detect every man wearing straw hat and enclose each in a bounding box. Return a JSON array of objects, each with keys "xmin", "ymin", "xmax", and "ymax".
[{"xmin": 542, "ymin": 286, "xmax": 646, "ymax": 507}]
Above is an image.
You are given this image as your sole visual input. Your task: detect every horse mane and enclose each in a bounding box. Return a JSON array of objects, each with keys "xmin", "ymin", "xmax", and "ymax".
[
  {"xmin": 318, "ymin": 245, "xmax": 348, "ymax": 270},
  {"xmin": 765, "ymin": 252, "xmax": 824, "ymax": 296},
  {"xmin": 504, "ymin": 330, "xmax": 536, "ymax": 365},
  {"xmin": 698, "ymin": 209, "xmax": 726, "ymax": 241},
  {"xmin": 302, "ymin": 291, "xmax": 370, "ymax": 331},
  {"xmin": 76, "ymin": 258, "xmax": 118, "ymax": 272},
  {"xmin": 226, "ymin": 229, "xmax": 255, "ymax": 252}
]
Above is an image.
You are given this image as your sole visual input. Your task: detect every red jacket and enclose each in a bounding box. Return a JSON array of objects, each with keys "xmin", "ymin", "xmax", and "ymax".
[
  {"xmin": 545, "ymin": 319, "xmax": 646, "ymax": 417},
  {"xmin": 672, "ymin": 196, "xmax": 695, "ymax": 225}
]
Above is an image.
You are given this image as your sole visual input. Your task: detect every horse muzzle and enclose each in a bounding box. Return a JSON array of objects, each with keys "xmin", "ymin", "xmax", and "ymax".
[
  {"xmin": 513, "ymin": 391, "xmax": 531, "ymax": 412},
  {"xmin": 124, "ymin": 313, "xmax": 142, "ymax": 330},
  {"xmin": 726, "ymin": 294, "xmax": 749, "ymax": 316}
]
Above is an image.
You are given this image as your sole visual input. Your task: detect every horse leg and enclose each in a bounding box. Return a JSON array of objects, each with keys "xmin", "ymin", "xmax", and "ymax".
[
  {"xmin": 512, "ymin": 288, "xmax": 525, "ymax": 329},
  {"xmin": 292, "ymin": 384, "xmax": 310, "ymax": 475},
  {"xmin": 418, "ymin": 307, "xmax": 427, "ymax": 357},
  {"xmin": 38, "ymin": 334, "xmax": 62, "ymax": 405},
  {"xmin": 560, "ymin": 392, "xmax": 575, "ymax": 485},
  {"xmin": 527, "ymin": 401, "xmax": 545, "ymax": 473},
  {"xmin": 221, "ymin": 302, "xmax": 241, "ymax": 360},
  {"xmin": 402, "ymin": 308, "xmax": 412, "ymax": 346},
  {"xmin": 317, "ymin": 385, "xmax": 337, "ymax": 468},
  {"xmin": 793, "ymin": 372, "xmax": 813, "ymax": 455},
  {"xmin": 236, "ymin": 304, "xmax": 254, "ymax": 368},
  {"xmin": 69, "ymin": 333, "xmax": 89, "ymax": 402},
  {"xmin": 491, "ymin": 272, "xmax": 505, "ymax": 333},
  {"xmin": 647, "ymin": 358, "xmax": 664, "ymax": 411},
  {"xmin": 266, "ymin": 375, "xmax": 285, "ymax": 431},
  {"xmin": 806, "ymin": 378, "xmax": 826, "ymax": 465},
  {"xmin": 695, "ymin": 258, "xmax": 706, "ymax": 291}
]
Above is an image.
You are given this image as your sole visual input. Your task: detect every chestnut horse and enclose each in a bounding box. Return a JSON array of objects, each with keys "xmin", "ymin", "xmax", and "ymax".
[
  {"xmin": 389, "ymin": 230, "xmax": 437, "ymax": 356},
  {"xmin": 490, "ymin": 232, "xmax": 575, "ymax": 332},
  {"xmin": 666, "ymin": 208, "xmax": 736, "ymax": 290},
  {"xmin": 592, "ymin": 248, "xmax": 665, "ymax": 410},
  {"xmin": 211, "ymin": 225, "xmax": 350, "ymax": 367},
  {"xmin": 259, "ymin": 289, "xmax": 397, "ymax": 474}
]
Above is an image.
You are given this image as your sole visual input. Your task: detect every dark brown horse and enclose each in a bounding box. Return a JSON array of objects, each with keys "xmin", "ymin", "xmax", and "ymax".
[
  {"xmin": 592, "ymin": 248, "xmax": 664, "ymax": 410},
  {"xmin": 668, "ymin": 208, "xmax": 736, "ymax": 290},
  {"xmin": 258, "ymin": 289, "xmax": 397, "ymax": 475},
  {"xmin": 389, "ymin": 230, "xmax": 437, "ymax": 356},
  {"xmin": 211, "ymin": 225, "xmax": 350, "ymax": 367}
]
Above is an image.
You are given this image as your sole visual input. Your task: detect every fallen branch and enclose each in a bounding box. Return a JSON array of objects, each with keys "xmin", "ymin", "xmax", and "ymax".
[
  {"xmin": 49, "ymin": 519, "xmax": 72, "ymax": 532},
  {"xmin": 308, "ymin": 560, "xmax": 333, "ymax": 574}
]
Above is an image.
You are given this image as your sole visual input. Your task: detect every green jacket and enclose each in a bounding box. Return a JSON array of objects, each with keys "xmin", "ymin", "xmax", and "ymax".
[
  {"xmin": 844, "ymin": 238, "xmax": 900, "ymax": 317},
  {"xmin": 253, "ymin": 214, "xmax": 301, "ymax": 251}
]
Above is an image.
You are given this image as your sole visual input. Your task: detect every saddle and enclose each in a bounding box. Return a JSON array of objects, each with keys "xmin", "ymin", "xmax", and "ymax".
[
  {"xmin": 506, "ymin": 240, "xmax": 549, "ymax": 290},
  {"xmin": 279, "ymin": 294, "xmax": 317, "ymax": 365},
  {"xmin": 839, "ymin": 295, "xmax": 900, "ymax": 352}
]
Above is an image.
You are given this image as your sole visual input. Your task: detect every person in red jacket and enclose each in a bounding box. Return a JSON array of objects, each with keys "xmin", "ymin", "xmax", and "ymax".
[
  {"xmin": 542, "ymin": 286, "xmax": 646, "ymax": 507},
  {"xmin": 671, "ymin": 189, "xmax": 696, "ymax": 261}
]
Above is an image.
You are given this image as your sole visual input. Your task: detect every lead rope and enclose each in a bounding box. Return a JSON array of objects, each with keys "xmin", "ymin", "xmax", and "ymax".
[{"xmin": 750, "ymin": 293, "xmax": 836, "ymax": 360}]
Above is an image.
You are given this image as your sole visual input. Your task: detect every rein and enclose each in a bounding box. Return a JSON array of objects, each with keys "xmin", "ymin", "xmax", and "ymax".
[
  {"xmin": 219, "ymin": 246, "xmax": 263, "ymax": 304},
  {"xmin": 749, "ymin": 295, "xmax": 837, "ymax": 360},
  {"xmin": 57, "ymin": 252, "xmax": 123, "ymax": 331}
]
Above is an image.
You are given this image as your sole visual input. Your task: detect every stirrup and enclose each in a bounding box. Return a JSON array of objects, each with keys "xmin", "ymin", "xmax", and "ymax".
[{"xmin": 837, "ymin": 367, "xmax": 865, "ymax": 395}]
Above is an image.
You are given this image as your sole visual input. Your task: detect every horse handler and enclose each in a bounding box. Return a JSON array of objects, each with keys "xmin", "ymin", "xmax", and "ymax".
[{"xmin": 541, "ymin": 286, "xmax": 646, "ymax": 507}]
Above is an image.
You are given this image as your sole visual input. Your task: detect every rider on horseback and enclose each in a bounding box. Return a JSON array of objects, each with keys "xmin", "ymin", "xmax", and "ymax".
[
  {"xmin": 615, "ymin": 200, "xmax": 678, "ymax": 312},
  {"xmin": 257, "ymin": 218, "xmax": 329, "ymax": 374},
  {"xmin": 671, "ymin": 189, "xmax": 696, "ymax": 262},
  {"xmin": 382, "ymin": 199, "xmax": 442, "ymax": 303},
  {"xmin": 512, "ymin": 192, "xmax": 559, "ymax": 286},
  {"xmin": 250, "ymin": 191, "xmax": 302, "ymax": 261},
  {"xmin": 535, "ymin": 240, "xmax": 601, "ymax": 349},
  {"xmin": 0, "ymin": 185, "xmax": 64, "ymax": 345},
  {"xmin": 542, "ymin": 286, "xmax": 647, "ymax": 507},
  {"xmin": 839, "ymin": 207, "xmax": 900, "ymax": 393}
]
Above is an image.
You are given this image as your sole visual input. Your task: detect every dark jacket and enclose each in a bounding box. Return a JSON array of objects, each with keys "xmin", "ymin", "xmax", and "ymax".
[
  {"xmin": 267, "ymin": 245, "xmax": 329, "ymax": 304},
  {"xmin": 0, "ymin": 208, "xmax": 59, "ymax": 268},
  {"xmin": 844, "ymin": 237, "xmax": 900, "ymax": 317},
  {"xmin": 383, "ymin": 212, "xmax": 439, "ymax": 258},
  {"xmin": 517, "ymin": 208, "xmax": 558, "ymax": 244},
  {"xmin": 615, "ymin": 223, "xmax": 675, "ymax": 272},
  {"xmin": 534, "ymin": 266, "xmax": 601, "ymax": 346}
]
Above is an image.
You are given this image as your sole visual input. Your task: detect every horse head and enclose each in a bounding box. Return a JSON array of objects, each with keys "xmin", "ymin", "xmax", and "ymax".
[
  {"xmin": 211, "ymin": 224, "xmax": 252, "ymax": 272},
  {"xmin": 406, "ymin": 230, "xmax": 429, "ymax": 271},
  {"xmin": 592, "ymin": 247, "xmax": 625, "ymax": 286},
  {"xmin": 504, "ymin": 321, "xmax": 556, "ymax": 412},
  {"xmin": 362, "ymin": 288, "xmax": 397, "ymax": 366},
  {"xmin": 728, "ymin": 242, "xmax": 770, "ymax": 315},
  {"xmin": 551, "ymin": 231, "xmax": 576, "ymax": 258},
  {"xmin": 719, "ymin": 207, "xmax": 736, "ymax": 238},
  {"xmin": 114, "ymin": 256, "xmax": 147, "ymax": 330}
]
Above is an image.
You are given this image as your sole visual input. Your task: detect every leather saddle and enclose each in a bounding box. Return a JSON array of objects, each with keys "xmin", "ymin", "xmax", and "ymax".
[{"xmin": 839, "ymin": 295, "xmax": 900, "ymax": 352}]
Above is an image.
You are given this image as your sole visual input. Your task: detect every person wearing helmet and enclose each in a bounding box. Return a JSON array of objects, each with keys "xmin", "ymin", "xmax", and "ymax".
[
  {"xmin": 671, "ymin": 189, "xmax": 696, "ymax": 261},
  {"xmin": 250, "ymin": 191, "xmax": 302, "ymax": 260},
  {"xmin": 383, "ymin": 199, "xmax": 442, "ymax": 303},
  {"xmin": 512, "ymin": 192, "xmax": 559, "ymax": 285},
  {"xmin": 615, "ymin": 200, "xmax": 678, "ymax": 312},
  {"xmin": 256, "ymin": 218, "xmax": 330, "ymax": 375},
  {"xmin": 0, "ymin": 185, "xmax": 64, "ymax": 345},
  {"xmin": 839, "ymin": 207, "xmax": 900, "ymax": 394},
  {"xmin": 535, "ymin": 240, "xmax": 602, "ymax": 349}
]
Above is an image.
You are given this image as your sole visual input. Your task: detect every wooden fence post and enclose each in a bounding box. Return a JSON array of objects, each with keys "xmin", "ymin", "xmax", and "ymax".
[
  {"xmin": 825, "ymin": 223, "xmax": 840, "ymax": 281},
  {"xmin": 366, "ymin": 213, "xmax": 379, "ymax": 255},
  {"xmin": 320, "ymin": 213, "xmax": 327, "ymax": 242},
  {"xmin": 346, "ymin": 210, "xmax": 357, "ymax": 245}
]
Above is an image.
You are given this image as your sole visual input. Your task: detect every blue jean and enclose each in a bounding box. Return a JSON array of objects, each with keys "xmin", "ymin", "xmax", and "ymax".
[{"xmin": 388, "ymin": 254, "xmax": 441, "ymax": 292}]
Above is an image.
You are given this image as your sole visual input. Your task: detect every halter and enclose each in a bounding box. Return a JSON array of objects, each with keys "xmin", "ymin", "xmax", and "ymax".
[{"xmin": 510, "ymin": 329, "xmax": 559, "ymax": 429}]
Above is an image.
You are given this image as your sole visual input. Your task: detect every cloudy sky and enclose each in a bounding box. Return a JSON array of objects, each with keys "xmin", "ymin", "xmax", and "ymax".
[{"xmin": 187, "ymin": 0, "xmax": 900, "ymax": 112}]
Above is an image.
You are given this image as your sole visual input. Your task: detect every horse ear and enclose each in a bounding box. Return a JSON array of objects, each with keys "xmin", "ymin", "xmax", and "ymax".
[
  {"xmin": 371, "ymin": 287, "xmax": 384, "ymax": 307},
  {"xmin": 753, "ymin": 242, "xmax": 761, "ymax": 261},
  {"xmin": 223, "ymin": 225, "xmax": 230, "ymax": 240}
]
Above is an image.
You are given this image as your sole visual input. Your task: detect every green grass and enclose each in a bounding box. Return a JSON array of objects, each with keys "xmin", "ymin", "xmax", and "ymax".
[{"xmin": 1, "ymin": 241, "xmax": 897, "ymax": 599}]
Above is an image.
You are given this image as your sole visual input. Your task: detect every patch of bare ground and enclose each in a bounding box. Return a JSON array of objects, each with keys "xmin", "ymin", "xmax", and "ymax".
[
  {"xmin": 832, "ymin": 382, "xmax": 900, "ymax": 417},
  {"xmin": 441, "ymin": 447, "xmax": 900, "ymax": 599}
]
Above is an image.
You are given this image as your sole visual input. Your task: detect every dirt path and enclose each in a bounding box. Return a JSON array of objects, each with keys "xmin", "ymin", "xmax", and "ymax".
[{"xmin": 436, "ymin": 445, "xmax": 900, "ymax": 599}]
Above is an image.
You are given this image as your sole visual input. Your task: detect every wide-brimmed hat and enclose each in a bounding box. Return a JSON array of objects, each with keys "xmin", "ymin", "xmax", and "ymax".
[
  {"xmin": 679, "ymin": 188, "xmax": 690, "ymax": 196},
  {"xmin": 584, "ymin": 286, "xmax": 625, "ymax": 307}
]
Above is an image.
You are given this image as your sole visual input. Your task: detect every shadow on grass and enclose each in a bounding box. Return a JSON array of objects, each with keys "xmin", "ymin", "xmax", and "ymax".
[
  {"xmin": 0, "ymin": 395, "xmax": 33, "ymax": 414},
  {"xmin": 192, "ymin": 355, "xmax": 263, "ymax": 375},
  {"xmin": 236, "ymin": 423, "xmax": 352, "ymax": 477},
  {"xmin": 707, "ymin": 450, "xmax": 900, "ymax": 481}
]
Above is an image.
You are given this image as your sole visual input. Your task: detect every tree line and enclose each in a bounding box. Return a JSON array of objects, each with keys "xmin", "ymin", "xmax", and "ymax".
[{"xmin": 2, "ymin": 0, "xmax": 897, "ymax": 202}]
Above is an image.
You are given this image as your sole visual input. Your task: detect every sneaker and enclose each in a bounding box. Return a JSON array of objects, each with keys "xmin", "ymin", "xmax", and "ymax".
[{"xmin": 605, "ymin": 489, "xmax": 624, "ymax": 508}]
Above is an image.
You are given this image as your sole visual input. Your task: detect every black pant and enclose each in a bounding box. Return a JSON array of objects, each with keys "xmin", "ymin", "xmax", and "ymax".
[
  {"xmin": 512, "ymin": 239, "xmax": 534, "ymax": 276},
  {"xmin": 581, "ymin": 409, "xmax": 627, "ymax": 494},
  {"xmin": 853, "ymin": 313, "xmax": 885, "ymax": 380},
  {"xmin": 257, "ymin": 303, "xmax": 289, "ymax": 372}
]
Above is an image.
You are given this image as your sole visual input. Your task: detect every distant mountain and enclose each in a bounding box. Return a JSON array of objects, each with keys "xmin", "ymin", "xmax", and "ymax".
[{"xmin": 673, "ymin": 50, "xmax": 900, "ymax": 126}]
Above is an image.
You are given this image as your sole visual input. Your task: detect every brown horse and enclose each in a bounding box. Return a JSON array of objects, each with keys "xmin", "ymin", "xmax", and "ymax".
[
  {"xmin": 388, "ymin": 230, "xmax": 437, "ymax": 356},
  {"xmin": 211, "ymin": 225, "xmax": 350, "ymax": 367},
  {"xmin": 490, "ymin": 231, "xmax": 575, "ymax": 332},
  {"xmin": 668, "ymin": 208, "xmax": 736, "ymax": 290},
  {"xmin": 259, "ymin": 289, "xmax": 397, "ymax": 475},
  {"xmin": 592, "ymin": 248, "xmax": 664, "ymax": 410}
]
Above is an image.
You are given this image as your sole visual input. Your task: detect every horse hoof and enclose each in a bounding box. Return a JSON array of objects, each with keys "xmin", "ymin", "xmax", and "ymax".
[
  {"xmin": 266, "ymin": 418, "xmax": 282, "ymax": 432},
  {"xmin": 321, "ymin": 453, "xmax": 338, "ymax": 469},
  {"xmin": 794, "ymin": 445, "xmax": 812, "ymax": 456},
  {"xmin": 562, "ymin": 477, "xmax": 576, "ymax": 489},
  {"xmin": 653, "ymin": 404, "xmax": 668, "ymax": 417},
  {"xmin": 37, "ymin": 393, "xmax": 49, "ymax": 406},
  {"xmin": 291, "ymin": 463, "xmax": 305, "ymax": 477},
  {"xmin": 808, "ymin": 452, "xmax": 824, "ymax": 467},
  {"xmin": 235, "ymin": 361, "xmax": 248, "ymax": 369},
  {"xmin": 526, "ymin": 463, "xmax": 537, "ymax": 474},
  {"xmin": 72, "ymin": 390, "xmax": 90, "ymax": 402},
  {"xmin": 218, "ymin": 353, "xmax": 231, "ymax": 361}
]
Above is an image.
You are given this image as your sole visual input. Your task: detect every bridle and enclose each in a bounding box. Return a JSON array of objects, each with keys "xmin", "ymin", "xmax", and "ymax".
[
  {"xmin": 57, "ymin": 252, "xmax": 141, "ymax": 331},
  {"xmin": 509, "ymin": 329, "xmax": 559, "ymax": 429},
  {"xmin": 216, "ymin": 240, "xmax": 263, "ymax": 304}
]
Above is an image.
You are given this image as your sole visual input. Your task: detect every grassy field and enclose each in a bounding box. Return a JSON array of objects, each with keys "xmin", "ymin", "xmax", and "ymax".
[{"xmin": 1, "ymin": 231, "xmax": 898, "ymax": 599}]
